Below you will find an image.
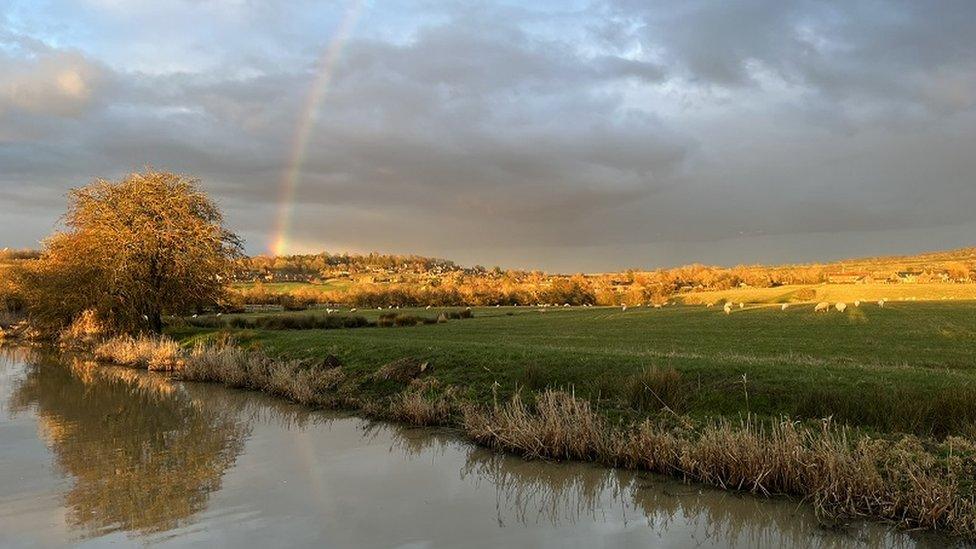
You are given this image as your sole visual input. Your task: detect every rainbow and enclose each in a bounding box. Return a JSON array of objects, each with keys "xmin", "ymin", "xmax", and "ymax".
[{"xmin": 271, "ymin": 0, "xmax": 364, "ymax": 256}]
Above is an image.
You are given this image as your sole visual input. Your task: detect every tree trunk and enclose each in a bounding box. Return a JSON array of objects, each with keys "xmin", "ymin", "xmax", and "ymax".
[{"xmin": 149, "ymin": 311, "xmax": 163, "ymax": 334}]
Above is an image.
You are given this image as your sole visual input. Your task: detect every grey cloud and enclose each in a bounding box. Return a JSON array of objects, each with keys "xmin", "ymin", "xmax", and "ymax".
[
  {"xmin": 0, "ymin": 50, "xmax": 105, "ymax": 117},
  {"xmin": 613, "ymin": 0, "xmax": 976, "ymax": 115},
  {"xmin": 1, "ymin": 1, "xmax": 974, "ymax": 270}
]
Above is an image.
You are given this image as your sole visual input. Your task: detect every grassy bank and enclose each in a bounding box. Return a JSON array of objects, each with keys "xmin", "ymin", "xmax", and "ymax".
[
  {"xmin": 171, "ymin": 302, "xmax": 976, "ymax": 436},
  {"xmin": 85, "ymin": 332, "xmax": 976, "ymax": 538}
]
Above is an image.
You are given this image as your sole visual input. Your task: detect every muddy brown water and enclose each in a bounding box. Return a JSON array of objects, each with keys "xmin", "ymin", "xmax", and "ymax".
[{"xmin": 0, "ymin": 347, "xmax": 954, "ymax": 548}]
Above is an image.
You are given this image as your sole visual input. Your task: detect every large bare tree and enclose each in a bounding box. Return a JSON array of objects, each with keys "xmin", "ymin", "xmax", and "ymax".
[{"xmin": 22, "ymin": 170, "xmax": 242, "ymax": 334}]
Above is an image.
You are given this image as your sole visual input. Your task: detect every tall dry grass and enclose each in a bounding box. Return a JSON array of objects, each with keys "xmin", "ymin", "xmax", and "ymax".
[
  {"xmin": 464, "ymin": 389, "xmax": 976, "ymax": 537},
  {"xmin": 92, "ymin": 335, "xmax": 183, "ymax": 371},
  {"xmin": 181, "ymin": 342, "xmax": 346, "ymax": 406}
]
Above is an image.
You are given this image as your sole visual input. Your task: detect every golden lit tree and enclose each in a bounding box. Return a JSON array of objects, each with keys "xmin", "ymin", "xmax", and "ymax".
[{"xmin": 21, "ymin": 170, "xmax": 242, "ymax": 334}]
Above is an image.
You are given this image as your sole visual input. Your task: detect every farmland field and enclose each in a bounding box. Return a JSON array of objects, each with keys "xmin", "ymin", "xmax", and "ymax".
[
  {"xmin": 173, "ymin": 300, "xmax": 976, "ymax": 436},
  {"xmin": 678, "ymin": 282, "xmax": 976, "ymax": 305}
]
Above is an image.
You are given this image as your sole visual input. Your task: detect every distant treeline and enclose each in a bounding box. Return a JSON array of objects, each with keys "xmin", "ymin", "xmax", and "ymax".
[
  {"xmin": 228, "ymin": 249, "xmax": 976, "ymax": 309},
  {"xmin": 238, "ymin": 252, "xmax": 461, "ymax": 279}
]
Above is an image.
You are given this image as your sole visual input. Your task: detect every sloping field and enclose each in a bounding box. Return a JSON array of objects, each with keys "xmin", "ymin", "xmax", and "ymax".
[{"xmin": 678, "ymin": 282, "xmax": 976, "ymax": 305}]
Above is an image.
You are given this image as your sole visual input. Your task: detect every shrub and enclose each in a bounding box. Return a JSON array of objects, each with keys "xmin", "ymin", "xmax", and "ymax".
[
  {"xmin": 189, "ymin": 314, "xmax": 370, "ymax": 331},
  {"xmin": 373, "ymin": 357, "xmax": 431, "ymax": 383}
]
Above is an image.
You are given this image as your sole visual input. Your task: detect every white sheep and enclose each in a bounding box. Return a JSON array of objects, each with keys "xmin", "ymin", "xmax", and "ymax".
[
  {"xmin": 426, "ymin": 305, "xmax": 432, "ymax": 310},
  {"xmin": 739, "ymin": 302, "xmax": 744, "ymax": 309},
  {"xmin": 781, "ymin": 303, "xmax": 789, "ymax": 311},
  {"xmin": 835, "ymin": 302, "xmax": 847, "ymax": 313},
  {"xmin": 621, "ymin": 304, "xmax": 628, "ymax": 311},
  {"xmin": 877, "ymin": 300, "xmax": 885, "ymax": 308},
  {"xmin": 706, "ymin": 302, "xmax": 714, "ymax": 308},
  {"xmin": 854, "ymin": 300, "xmax": 860, "ymax": 307},
  {"xmin": 814, "ymin": 302, "xmax": 830, "ymax": 312},
  {"xmin": 723, "ymin": 302, "xmax": 733, "ymax": 314}
]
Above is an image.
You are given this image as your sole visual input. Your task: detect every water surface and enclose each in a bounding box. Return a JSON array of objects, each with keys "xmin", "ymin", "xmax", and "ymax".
[{"xmin": 0, "ymin": 347, "xmax": 947, "ymax": 547}]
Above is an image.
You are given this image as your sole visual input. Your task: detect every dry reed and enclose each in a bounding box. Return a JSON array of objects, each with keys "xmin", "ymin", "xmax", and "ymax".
[
  {"xmin": 92, "ymin": 335, "xmax": 183, "ymax": 371},
  {"xmin": 464, "ymin": 389, "xmax": 976, "ymax": 537}
]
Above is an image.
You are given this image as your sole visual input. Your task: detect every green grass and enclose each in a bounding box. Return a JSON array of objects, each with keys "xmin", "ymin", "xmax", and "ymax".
[{"xmin": 169, "ymin": 302, "xmax": 976, "ymax": 436}]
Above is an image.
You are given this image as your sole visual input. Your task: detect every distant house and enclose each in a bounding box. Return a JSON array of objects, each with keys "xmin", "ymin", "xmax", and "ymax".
[
  {"xmin": 826, "ymin": 272, "xmax": 871, "ymax": 284},
  {"xmin": 918, "ymin": 270, "xmax": 951, "ymax": 284},
  {"xmin": 894, "ymin": 270, "xmax": 923, "ymax": 284}
]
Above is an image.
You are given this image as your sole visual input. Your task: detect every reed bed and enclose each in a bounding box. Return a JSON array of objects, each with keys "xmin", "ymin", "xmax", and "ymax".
[
  {"xmin": 92, "ymin": 335, "xmax": 183, "ymax": 371},
  {"xmin": 464, "ymin": 390, "xmax": 976, "ymax": 537},
  {"xmin": 388, "ymin": 390, "xmax": 455, "ymax": 426},
  {"xmin": 181, "ymin": 342, "xmax": 346, "ymax": 406}
]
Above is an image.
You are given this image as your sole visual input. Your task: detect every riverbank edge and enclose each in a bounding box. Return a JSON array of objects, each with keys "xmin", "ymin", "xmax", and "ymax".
[{"xmin": 26, "ymin": 333, "xmax": 976, "ymax": 540}]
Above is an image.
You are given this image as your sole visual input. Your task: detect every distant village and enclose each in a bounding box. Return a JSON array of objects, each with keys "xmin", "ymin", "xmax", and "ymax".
[{"xmin": 232, "ymin": 249, "xmax": 976, "ymax": 296}]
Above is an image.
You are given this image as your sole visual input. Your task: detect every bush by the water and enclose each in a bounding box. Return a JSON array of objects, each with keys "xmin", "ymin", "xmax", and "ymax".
[{"xmin": 188, "ymin": 314, "xmax": 371, "ymax": 330}]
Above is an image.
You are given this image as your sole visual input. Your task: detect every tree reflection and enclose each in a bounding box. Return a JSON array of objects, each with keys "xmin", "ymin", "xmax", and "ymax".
[{"xmin": 9, "ymin": 355, "xmax": 250, "ymax": 538}]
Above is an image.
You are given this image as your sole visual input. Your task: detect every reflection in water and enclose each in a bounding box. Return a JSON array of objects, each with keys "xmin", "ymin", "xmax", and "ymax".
[
  {"xmin": 7, "ymin": 352, "xmax": 250, "ymax": 538},
  {"xmin": 383, "ymin": 421, "xmax": 938, "ymax": 548},
  {"xmin": 0, "ymin": 347, "xmax": 945, "ymax": 548}
]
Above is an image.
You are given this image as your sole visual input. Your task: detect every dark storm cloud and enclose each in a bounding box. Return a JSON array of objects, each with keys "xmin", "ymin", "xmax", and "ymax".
[{"xmin": 0, "ymin": 1, "xmax": 974, "ymax": 270}]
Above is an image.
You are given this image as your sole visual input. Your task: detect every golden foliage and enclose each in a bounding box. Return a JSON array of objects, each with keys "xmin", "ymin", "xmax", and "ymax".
[{"xmin": 21, "ymin": 170, "xmax": 241, "ymax": 335}]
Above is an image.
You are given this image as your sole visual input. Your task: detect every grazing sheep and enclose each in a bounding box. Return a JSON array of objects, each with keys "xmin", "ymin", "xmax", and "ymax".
[
  {"xmin": 878, "ymin": 300, "xmax": 885, "ymax": 308},
  {"xmin": 835, "ymin": 302, "xmax": 847, "ymax": 313},
  {"xmin": 854, "ymin": 300, "xmax": 860, "ymax": 307},
  {"xmin": 654, "ymin": 303, "xmax": 662, "ymax": 308},
  {"xmin": 564, "ymin": 303, "xmax": 570, "ymax": 307},
  {"xmin": 706, "ymin": 302, "xmax": 714, "ymax": 308},
  {"xmin": 350, "ymin": 308, "xmax": 357, "ymax": 312},
  {"xmin": 814, "ymin": 302, "xmax": 830, "ymax": 313},
  {"xmin": 621, "ymin": 304, "xmax": 628, "ymax": 311},
  {"xmin": 781, "ymin": 303, "xmax": 789, "ymax": 311},
  {"xmin": 426, "ymin": 305, "xmax": 432, "ymax": 310},
  {"xmin": 739, "ymin": 302, "xmax": 744, "ymax": 309}
]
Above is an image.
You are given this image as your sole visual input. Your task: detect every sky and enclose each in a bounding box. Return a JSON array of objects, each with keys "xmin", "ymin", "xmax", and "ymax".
[{"xmin": 1, "ymin": 0, "xmax": 974, "ymax": 272}]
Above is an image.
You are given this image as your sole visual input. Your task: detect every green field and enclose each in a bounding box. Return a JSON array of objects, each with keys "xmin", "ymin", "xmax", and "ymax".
[
  {"xmin": 679, "ymin": 282, "xmax": 976, "ymax": 305},
  {"xmin": 172, "ymin": 301, "xmax": 976, "ymax": 436}
]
